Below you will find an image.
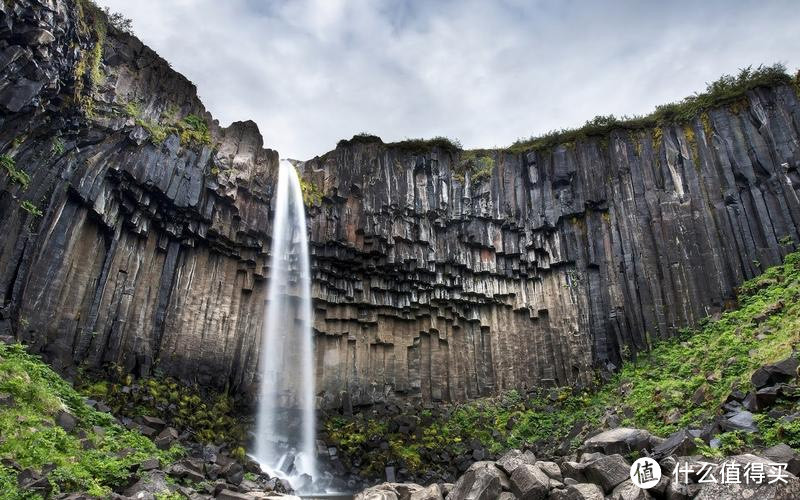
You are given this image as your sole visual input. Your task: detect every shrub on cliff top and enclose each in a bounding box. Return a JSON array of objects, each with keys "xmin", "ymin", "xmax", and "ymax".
[{"xmin": 508, "ymin": 63, "xmax": 794, "ymax": 153}]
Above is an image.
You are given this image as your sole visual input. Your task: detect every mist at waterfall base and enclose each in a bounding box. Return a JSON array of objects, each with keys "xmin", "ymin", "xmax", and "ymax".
[{"xmin": 253, "ymin": 160, "xmax": 322, "ymax": 494}]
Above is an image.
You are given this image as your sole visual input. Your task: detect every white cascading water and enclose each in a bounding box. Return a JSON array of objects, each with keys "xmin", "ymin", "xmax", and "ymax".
[{"xmin": 254, "ymin": 160, "xmax": 317, "ymax": 492}]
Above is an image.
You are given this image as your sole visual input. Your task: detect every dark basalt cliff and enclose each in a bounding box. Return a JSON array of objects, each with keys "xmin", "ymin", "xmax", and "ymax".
[{"xmin": 2, "ymin": 0, "xmax": 800, "ymax": 408}]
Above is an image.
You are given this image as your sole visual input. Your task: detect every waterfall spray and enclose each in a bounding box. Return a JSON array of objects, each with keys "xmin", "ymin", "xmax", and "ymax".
[{"xmin": 255, "ymin": 160, "xmax": 316, "ymax": 491}]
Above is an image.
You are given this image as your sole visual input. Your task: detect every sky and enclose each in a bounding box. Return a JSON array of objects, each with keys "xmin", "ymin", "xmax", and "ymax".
[{"xmin": 95, "ymin": 0, "xmax": 800, "ymax": 160}]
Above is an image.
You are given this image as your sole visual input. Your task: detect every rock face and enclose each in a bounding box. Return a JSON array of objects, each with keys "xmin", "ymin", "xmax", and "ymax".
[
  {"xmin": 2, "ymin": 0, "xmax": 800, "ymax": 406},
  {"xmin": 302, "ymin": 84, "xmax": 800, "ymax": 406},
  {"xmin": 0, "ymin": 0, "xmax": 277, "ymax": 394}
]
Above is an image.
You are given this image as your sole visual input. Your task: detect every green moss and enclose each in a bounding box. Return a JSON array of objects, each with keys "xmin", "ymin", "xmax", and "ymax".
[
  {"xmin": 20, "ymin": 200, "xmax": 42, "ymax": 217},
  {"xmin": 454, "ymin": 151, "xmax": 495, "ymax": 183},
  {"xmin": 508, "ymin": 64, "xmax": 793, "ymax": 154},
  {"xmin": 78, "ymin": 370, "xmax": 246, "ymax": 448},
  {"xmin": 1, "ymin": 154, "xmax": 30, "ymax": 189},
  {"xmin": 299, "ymin": 177, "xmax": 323, "ymax": 207},
  {"xmin": 0, "ymin": 343, "xmax": 184, "ymax": 498}
]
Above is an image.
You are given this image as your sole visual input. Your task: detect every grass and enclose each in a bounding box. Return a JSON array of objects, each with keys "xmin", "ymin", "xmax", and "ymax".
[
  {"xmin": 453, "ymin": 150, "xmax": 495, "ymax": 183},
  {"xmin": 324, "ymin": 249, "xmax": 800, "ymax": 477},
  {"xmin": 507, "ymin": 63, "xmax": 795, "ymax": 153},
  {"xmin": 0, "ymin": 343, "xmax": 185, "ymax": 498},
  {"xmin": 123, "ymin": 101, "xmax": 211, "ymax": 147},
  {"xmin": 299, "ymin": 177, "xmax": 323, "ymax": 207}
]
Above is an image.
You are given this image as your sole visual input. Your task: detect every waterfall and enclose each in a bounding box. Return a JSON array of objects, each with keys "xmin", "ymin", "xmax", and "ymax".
[{"xmin": 254, "ymin": 159, "xmax": 317, "ymax": 491}]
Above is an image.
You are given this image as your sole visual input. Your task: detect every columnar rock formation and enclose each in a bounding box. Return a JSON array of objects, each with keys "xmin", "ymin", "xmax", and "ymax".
[
  {"xmin": 303, "ymin": 93, "xmax": 800, "ymax": 407},
  {"xmin": 2, "ymin": 0, "xmax": 799, "ymax": 408}
]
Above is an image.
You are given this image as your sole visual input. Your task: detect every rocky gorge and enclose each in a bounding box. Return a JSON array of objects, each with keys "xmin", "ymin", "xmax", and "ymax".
[{"xmin": 3, "ymin": 0, "xmax": 800, "ymax": 498}]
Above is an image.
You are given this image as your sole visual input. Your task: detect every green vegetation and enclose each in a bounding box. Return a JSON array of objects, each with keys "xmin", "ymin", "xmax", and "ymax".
[
  {"xmin": 299, "ymin": 177, "xmax": 323, "ymax": 207},
  {"xmin": 20, "ymin": 201, "xmax": 43, "ymax": 217},
  {"xmin": 79, "ymin": 371, "xmax": 245, "ymax": 447},
  {"xmin": 326, "ymin": 249, "xmax": 800, "ymax": 476},
  {"xmin": 1, "ymin": 154, "xmax": 30, "ymax": 189},
  {"xmin": 454, "ymin": 150, "xmax": 495, "ymax": 183},
  {"xmin": 336, "ymin": 133, "xmax": 463, "ymax": 155},
  {"xmin": 123, "ymin": 101, "xmax": 211, "ymax": 147},
  {"xmin": 508, "ymin": 64, "xmax": 795, "ymax": 153},
  {"xmin": 0, "ymin": 343, "xmax": 184, "ymax": 498}
]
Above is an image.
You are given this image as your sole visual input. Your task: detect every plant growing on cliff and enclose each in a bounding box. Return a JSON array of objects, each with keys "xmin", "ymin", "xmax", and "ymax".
[
  {"xmin": 300, "ymin": 177, "xmax": 323, "ymax": 207},
  {"xmin": 454, "ymin": 151, "xmax": 495, "ymax": 183},
  {"xmin": 1, "ymin": 154, "xmax": 30, "ymax": 188},
  {"xmin": 20, "ymin": 200, "xmax": 43, "ymax": 217}
]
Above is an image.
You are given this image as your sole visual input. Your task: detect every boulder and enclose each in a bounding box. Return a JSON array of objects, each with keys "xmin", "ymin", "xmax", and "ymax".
[
  {"xmin": 409, "ymin": 483, "xmax": 444, "ymax": 500},
  {"xmin": 721, "ymin": 410, "xmax": 758, "ymax": 433},
  {"xmin": 448, "ymin": 462, "xmax": 507, "ymax": 500},
  {"xmin": 123, "ymin": 470, "xmax": 170, "ymax": 497},
  {"xmin": 56, "ymin": 410, "xmax": 77, "ymax": 433},
  {"xmin": 510, "ymin": 464, "xmax": 549, "ymax": 500},
  {"xmin": 582, "ymin": 428, "xmax": 659, "ymax": 455},
  {"xmin": 355, "ymin": 483, "xmax": 424, "ymax": 500},
  {"xmin": 583, "ymin": 454, "xmax": 630, "ymax": 493},
  {"xmin": 610, "ymin": 480, "xmax": 653, "ymax": 500},
  {"xmin": 139, "ymin": 458, "xmax": 160, "ymax": 471},
  {"xmin": 496, "ymin": 449, "xmax": 537, "ymax": 475},
  {"xmin": 652, "ymin": 429, "xmax": 699, "ymax": 458},
  {"xmin": 537, "ymin": 461, "xmax": 562, "ymax": 481},
  {"xmin": 762, "ymin": 443, "xmax": 800, "ymax": 475},
  {"xmin": 751, "ymin": 355, "xmax": 799, "ymax": 389},
  {"xmin": 154, "ymin": 427, "xmax": 179, "ymax": 449},
  {"xmin": 551, "ymin": 483, "xmax": 604, "ymax": 500},
  {"xmin": 560, "ymin": 461, "xmax": 587, "ymax": 482}
]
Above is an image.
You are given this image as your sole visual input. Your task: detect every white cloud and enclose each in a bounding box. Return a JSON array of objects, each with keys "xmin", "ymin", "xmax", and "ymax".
[{"xmin": 96, "ymin": 0, "xmax": 800, "ymax": 159}]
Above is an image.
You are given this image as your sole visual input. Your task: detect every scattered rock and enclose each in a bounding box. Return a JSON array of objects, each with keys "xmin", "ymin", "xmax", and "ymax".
[
  {"xmin": 448, "ymin": 461, "xmax": 506, "ymax": 500},
  {"xmin": 496, "ymin": 449, "xmax": 537, "ymax": 475},
  {"xmin": 762, "ymin": 443, "xmax": 800, "ymax": 476},
  {"xmin": 123, "ymin": 470, "xmax": 170, "ymax": 497},
  {"xmin": 610, "ymin": 480, "xmax": 653, "ymax": 500},
  {"xmin": 55, "ymin": 410, "xmax": 77, "ymax": 433},
  {"xmin": 154, "ymin": 427, "xmax": 178, "ymax": 449},
  {"xmin": 583, "ymin": 454, "xmax": 630, "ymax": 493}
]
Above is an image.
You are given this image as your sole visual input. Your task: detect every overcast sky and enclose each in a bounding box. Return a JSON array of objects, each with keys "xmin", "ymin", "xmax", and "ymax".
[{"xmin": 96, "ymin": 0, "xmax": 800, "ymax": 160}]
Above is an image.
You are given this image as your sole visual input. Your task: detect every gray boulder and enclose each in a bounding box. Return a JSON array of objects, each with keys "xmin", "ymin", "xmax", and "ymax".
[
  {"xmin": 409, "ymin": 484, "xmax": 444, "ymax": 500},
  {"xmin": 763, "ymin": 443, "xmax": 800, "ymax": 476},
  {"xmin": 448, "ymin": 461, "xmax": 508, "ymax": 500},
  {"xmin": 355, "ymin": 482, "xmax": 425, "ymax": 500},
  {"xmin": 610, "ymin": 480, "xmax": 653, "ymax": 500},
  {"xmin": 583, "ymin": 428, "xmax": 660, "ymax": 455},
  {"xmin": 123, "ymin": 470, "xmax": 170, "ymax": 497},
  {"xmin": 510, "ymin": 464, "xmax": 549, "ymax": 500},
  {"xmin": 583, "ymin": 454, "xmax": 630, "ymax": 492},
  {"xmin": 551, "ymin": 483, "xmax": 605, "ymax": 500},
  {"xmin": 496, "ymin": 449, "xmax": 537, "ymax": 475},
  {"xmin": 537, "ymin": 461, "xmax": 562, "ymax": 481}
]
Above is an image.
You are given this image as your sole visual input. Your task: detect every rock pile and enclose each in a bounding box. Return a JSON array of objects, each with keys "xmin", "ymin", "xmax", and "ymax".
[{"xmin": 356, "ymin": 427, "xmax": 800, "ymax": 499}]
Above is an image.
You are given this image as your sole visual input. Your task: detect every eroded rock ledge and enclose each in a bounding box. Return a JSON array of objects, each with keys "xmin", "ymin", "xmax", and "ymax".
[{"xmin": 1, "ymin": 0, "xmax": 800, "ymax": 408}]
